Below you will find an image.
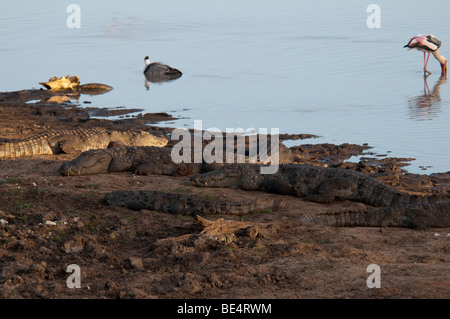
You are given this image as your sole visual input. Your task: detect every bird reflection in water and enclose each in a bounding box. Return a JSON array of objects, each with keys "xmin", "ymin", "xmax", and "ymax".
[
  {"xmin": 408, "ymin": 74, "xmax": 447, "ymax": 120},
  {"xmin": 144, "ymin": 72, "xmax": 182, "ymax": 90}
]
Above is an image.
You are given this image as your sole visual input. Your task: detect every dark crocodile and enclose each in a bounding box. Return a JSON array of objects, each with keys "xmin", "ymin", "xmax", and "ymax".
[
  {"xmin": 59, "ymin": 138, "xmax": 298, "ymax": 176},
  {"xmin": 302, "ymin": 202, "xmax": 450, "ymax": 229},
  {"xmin": 104, "ymin": 190, "xmax": 286, "ymax": 216},
  {"xmin": 0, "ymin": 128, "xmax": 168, "ymax": 158},
  {"xmin": 190, "ymin": 163, "xmax": 448, "ymax": 207},
  {"xmin": 77, "ymin": 83, "xmax": 113, "ymax": 95},
  {"xmin": 59, "ymin": 146, "xmax": 213, "ymax": 176}
]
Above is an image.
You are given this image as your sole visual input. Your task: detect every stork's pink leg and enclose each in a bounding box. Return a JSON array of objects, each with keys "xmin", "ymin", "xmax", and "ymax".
[
  {"xmin": 423, "ymin": 74, "xmax": 431, "ymax": 95},
  {"xmin": 424, "ymin": 52, "xmax": 431, "ymax": 74}
]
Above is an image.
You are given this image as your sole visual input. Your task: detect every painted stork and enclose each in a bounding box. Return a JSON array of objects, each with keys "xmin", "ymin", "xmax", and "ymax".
[{"xmin": 404, "ymin": 34, "xmax": 447, "ymax": 75}]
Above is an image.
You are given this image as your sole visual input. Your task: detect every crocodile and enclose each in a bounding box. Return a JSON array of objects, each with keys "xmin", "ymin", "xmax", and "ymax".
[
  {"xmin": 0, "ymin": 128, "xmax": 168, "ymax": 159},
  {"xmin": 104, "ymin": 190, "xmax": 286, "ymax": 216},
  {"xmin": 59, "ymin": 146, "xmax": 212, "ymax": 176},
  {"xmin": 76, "ymin": 83, "xmax": 113, "ymax": 95},
  {"xmin": 190, "ymin": 163, "xmax": 448, "ymax": 207},
  {"xmin": 301, "ymin": 202, "xmax": 450, "ymax": 229},
  {"xmin": 39, "ymin": 75, "xmax": 113, "ymax": 94},
  {"xmin": 59, "ymin": 138, "xmax": 298, "ymax": 176}
]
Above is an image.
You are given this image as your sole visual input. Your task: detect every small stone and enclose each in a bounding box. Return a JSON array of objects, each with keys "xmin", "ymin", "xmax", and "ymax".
[
  {"xmin": 125, "ymin": 257, "xmax": 144, "ymax": 270},
  {"xmin": 105, "ymin": 279, "xmax": 119, "ymax": 291},
  {"xmin": 64, "ymin": 235, "xmax": 85, "ymax": 253},
  {"xmin": 40, "ymin": 246, "xmax": 52, "ymax": 254}
]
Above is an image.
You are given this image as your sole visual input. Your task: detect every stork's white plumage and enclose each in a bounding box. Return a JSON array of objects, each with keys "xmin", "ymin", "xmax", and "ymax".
[{"xmin": 404, "ymin": 34, "xmax": 447, "ymax": 75}]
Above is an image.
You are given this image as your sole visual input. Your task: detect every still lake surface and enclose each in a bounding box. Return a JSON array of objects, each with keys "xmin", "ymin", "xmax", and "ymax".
[{"xmin": 1, "ymin": 0, "xmax": 450, "ymax": 173}]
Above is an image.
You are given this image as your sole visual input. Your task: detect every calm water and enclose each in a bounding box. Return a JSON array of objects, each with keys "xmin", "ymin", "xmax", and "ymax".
[{"xmin": 1, "ymin": 0, "xmax": 450, "ymax": 173}]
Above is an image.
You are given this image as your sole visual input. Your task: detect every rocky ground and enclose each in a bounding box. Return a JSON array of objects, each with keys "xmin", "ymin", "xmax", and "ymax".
[{"xmin": 0, "ymin": 89, "xmax": 449, "ymax": 299}]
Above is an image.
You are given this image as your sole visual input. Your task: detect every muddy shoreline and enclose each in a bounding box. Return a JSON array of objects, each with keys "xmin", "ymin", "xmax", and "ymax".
[{"xmin": 0, "ymin": 89, "xmax": 449, "ymax": 299}]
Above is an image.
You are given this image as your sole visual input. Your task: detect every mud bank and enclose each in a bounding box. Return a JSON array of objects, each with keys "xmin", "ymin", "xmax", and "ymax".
[{"xmin": 0, "ymin": 89, "xmax": 449, "ymax": 299}]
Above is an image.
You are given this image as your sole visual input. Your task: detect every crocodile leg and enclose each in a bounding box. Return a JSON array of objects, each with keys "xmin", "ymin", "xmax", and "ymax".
[
  {"xmin": 56, "ymin": 135, "xmax": 85, "ymax": 154},
  {"xmin": 304, "ymin": 177, "xmax": 359, "ymax": 203}
]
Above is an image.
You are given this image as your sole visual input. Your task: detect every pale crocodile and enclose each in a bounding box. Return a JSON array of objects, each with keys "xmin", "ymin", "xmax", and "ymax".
[
  {"xmin": 0, "ymin": 128, "xmax": 168, "ymax": 158},
  {"xmin": 39, "ymin": 75, "xmax": 113, "ymax": 94}
]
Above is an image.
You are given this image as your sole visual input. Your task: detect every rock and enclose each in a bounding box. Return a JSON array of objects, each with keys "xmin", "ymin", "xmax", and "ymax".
[
  {"xmin": 105, "ymin": 279, "xmax": 119, "ymax": 291},
  {"xmin": 35, "ymin": 284, "xmax": 48, "ymax": 298},
  {"xmin": 30, "ymin": 262, "xmax": 47, "ymax": 279},
  {"xmin": 125, "ymin": 257, "xmax": 144, "ymax": 270},
  {"xmin": 181, "ymin": 272, "xmax": 203, "ymax": 294},
  {"xmin": 39, "ymin": 246, "xmax": 52, "ymax": 254},
  {"xmin": 63, "ymin": 235, "xmax": 85, "ymax": 254}
]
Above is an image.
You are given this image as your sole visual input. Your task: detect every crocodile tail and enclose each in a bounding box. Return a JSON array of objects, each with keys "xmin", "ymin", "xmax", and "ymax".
[
  {"xmin": 404, "ymin": 193, "xmax": 448, "ymax": 205},
  {"xmin": 301, "ymin": 211, "xmax": 367, "ymax": 227},
  {"xmin": 302, "ymin": 203, "xmax": 450, "ymax": 228},
  {"xmin": 0, "ymin": 142, "xmax": 17, "ymax": 158},
  {"xmin": 0, "ymin": 143, "xmax": 6, "ymax": 158},
  {"xmin": 0, "ymin": 141, "xmax": 40, "ymax": 158},
  {"xmin": 199, "ymin": 198, "xmax": 287, "ymax": 215},
  {"xmin": 0, "ymin": 140, "xmax": 50, "ymax": 158},
  {"xmin": 302, "ymin": 209, "xmax": 398, "ymax": 227}
]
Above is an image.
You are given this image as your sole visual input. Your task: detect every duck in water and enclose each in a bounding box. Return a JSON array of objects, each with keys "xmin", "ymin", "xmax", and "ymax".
[{"xmin": 143, "ymin": 55, "xmax": 182, "ymax": 83}]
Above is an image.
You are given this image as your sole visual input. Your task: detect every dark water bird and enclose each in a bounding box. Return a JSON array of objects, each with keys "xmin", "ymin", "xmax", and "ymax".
[
  {"xmin": 404, "ymin": 34, "xmax": 447, "ymax": 75},
  {"xmin": 143, "ymin": 55, "xmax": 182, "ymax": 83}
]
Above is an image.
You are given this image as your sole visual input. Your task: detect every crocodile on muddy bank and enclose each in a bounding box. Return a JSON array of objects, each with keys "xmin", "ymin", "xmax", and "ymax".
[
  {"xmin": 59, "ymin": 146, "xmax": 217, "ymax": 176},
  {"xmin": 39, "ymin": 75, "xmax": 113, "ymax": 95},
  {"xmin": 190, "ymin": 163, "xmax": 449, "ymax": 207},
  {"xmin": 302, "ymin": 202, "xmax": 450, "ymax": 229},
  {"xmin": 0, "ymin": 128, "xmax": 168, "ymax": 158},
  {"xmin": 104, "ymin": 188, "xmax": 450, "ymax": 229},
  {"xmin": 59, "ymin": 138, "xmax": 300, "ymax": 176},
  {"xmin": 104, "ymin": 190, "xmax": 286, "ymax": 216},
  {"xmin": 190, "ymin": 163, "xmax": 450, "ymax": 228}
]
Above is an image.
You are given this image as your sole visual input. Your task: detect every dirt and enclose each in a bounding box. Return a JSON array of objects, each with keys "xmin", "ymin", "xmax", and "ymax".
[{"xmin": 0, "ymin": 89, "xmax": 449, "ymax": 299}]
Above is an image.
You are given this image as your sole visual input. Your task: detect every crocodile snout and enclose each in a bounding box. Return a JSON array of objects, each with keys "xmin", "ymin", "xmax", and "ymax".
[
  {"xmin": 59, "ymin": 162, "xmax": 84, "ymax": 176},
  {"xmin": 59, "ymin": 163, "xmax": 75, "ymax": 176},
  {"xmin": 190, "ymin": 174, "xmax": 208, "ymax": 186},
  {"xmin": 59, "ymin": 151, "xmax": 113, "ymax": 176}
]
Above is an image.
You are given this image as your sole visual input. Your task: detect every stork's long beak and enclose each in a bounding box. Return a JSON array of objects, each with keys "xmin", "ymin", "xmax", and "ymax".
[{"xmin": 441, "ymin": 62, "xmax": 447, "ymax": 75}]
